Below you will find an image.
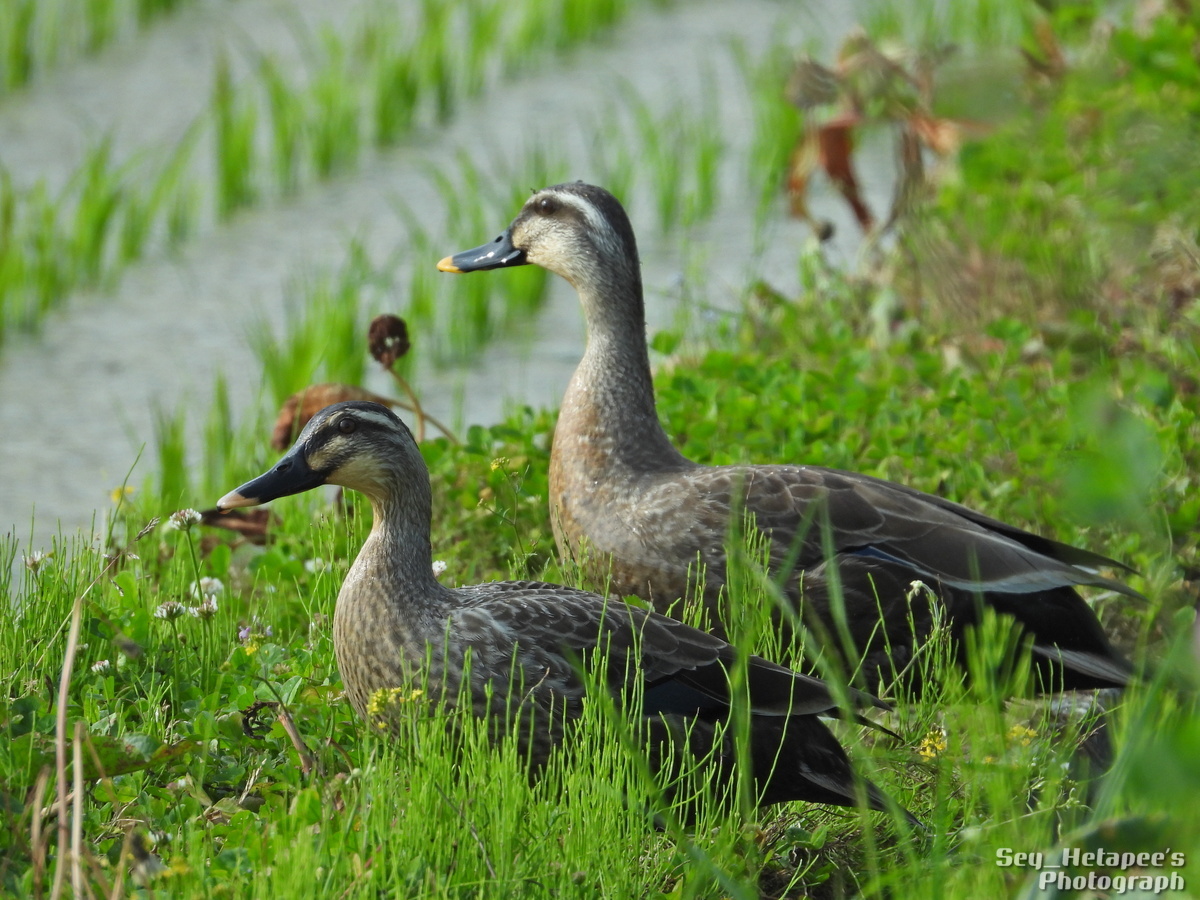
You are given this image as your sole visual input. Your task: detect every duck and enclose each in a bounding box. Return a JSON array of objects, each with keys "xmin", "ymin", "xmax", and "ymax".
[
  {"xmin": 216, "ymin": 400, "xmax": 910, "ymax": 819},
  {"xmin": 437, "ymin": 181, "xmax": 1140, "ymax": 693}
]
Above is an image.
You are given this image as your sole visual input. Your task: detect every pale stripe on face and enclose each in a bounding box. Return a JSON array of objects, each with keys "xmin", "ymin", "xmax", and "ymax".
[{"xmin": 530, "ymin": 188, "xmax": 627, "ymax": 272}]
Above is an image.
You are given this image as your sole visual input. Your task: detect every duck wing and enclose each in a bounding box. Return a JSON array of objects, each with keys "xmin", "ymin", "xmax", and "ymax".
[
  {"xmin": 449, "ymin": 581, "xmax": 881, "ymax": 717},
  {"xmin": 454, "ymin": 582, "xmax": 910, "ymax": 817},
  {"xmin": 663, "ymin": 463, "xmax": 1142, "ymax": 599}
]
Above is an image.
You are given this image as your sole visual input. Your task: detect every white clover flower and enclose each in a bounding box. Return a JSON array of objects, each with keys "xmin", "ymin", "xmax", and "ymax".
[
  {"xmin": 431, "ymin": 560, "xmax": 448, "ymax": 579},
  {"xmin": 191, "ymin": 577, "xmax": 224, "ymax": 599},
  {"xmin": 166, "ymin": 509, "xmax": 203, "ymax": 532},
  {"xmin": 154, "ymin": 601, "xmax": 186, "ymax": 621},
  {"xmin": 22, "ymin": 551, "xmax": 49, "ymax": 573},
  {"xmin": 91, "ymin": 659, "xmax": 111, "ymax": 674},
  {"xmin": 189, "ymin": 596, "xmax": 218, "ymax": 620},
  {"xmin": 304, "ymin": 558, "xmax": 327, "ymax": 574}
]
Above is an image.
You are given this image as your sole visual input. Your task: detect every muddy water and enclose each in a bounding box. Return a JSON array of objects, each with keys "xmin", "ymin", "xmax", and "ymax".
[{"xmin": 0, "ymin": 0, "xmax": 890, "ymax": 556}]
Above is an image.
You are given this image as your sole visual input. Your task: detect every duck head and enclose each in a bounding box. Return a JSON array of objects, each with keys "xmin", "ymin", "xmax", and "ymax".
[{"xmin": 438, "ymin": 182, "xmax": 641, "ymax": 294}]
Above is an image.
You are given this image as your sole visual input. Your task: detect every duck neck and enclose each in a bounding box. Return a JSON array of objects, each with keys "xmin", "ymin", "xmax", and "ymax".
[
  {"xmin": 560, "ymin": 270, "xmax": 688, "ymax": 475},
  {"xmin": 342, "ymin": 477, "xmax": 451, "ymax": 638}
]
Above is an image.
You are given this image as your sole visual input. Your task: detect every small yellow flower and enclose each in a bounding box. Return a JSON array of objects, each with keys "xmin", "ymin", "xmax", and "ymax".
[
  {"xmin": 366, "ymin": 686, "xmax": 424, "ymax": 718},
  {"xmin": 1007, "ymin": 724, "xmax": 1038, "ymax": 747},
  {"xmin": 918, "ymin": 725, "xmax": 948, "ymax": 760},
  {"xmin": 161, "ymin": 859, "xmax": 192, "ymax": 878},
  {"xmin": 490, "ymin": 457, "xmax": 510, "ymax": 471},
  {"xmin": 111, "ymin": 485, "xmax": 136, "ymax": 505}
]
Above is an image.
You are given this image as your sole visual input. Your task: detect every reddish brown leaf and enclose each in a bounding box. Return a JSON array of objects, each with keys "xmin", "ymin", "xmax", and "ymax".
[
  {"xmin": 270, "ymin": 383, "xmax": 395, "ymax": 450},
  {"xmin": 816, "ymin": 115, "xmax": 874, "ymax": 232},
  {"xmin": 200, "ymin": 507, "xmax": 272, "ymax": 542},
  {"xmin": 912, "ymin": 113, "xmax": 991, "ymax": 156},
  {"xmin": 908, "ymin": 113, "xmax": 957, "ymax": 157}
]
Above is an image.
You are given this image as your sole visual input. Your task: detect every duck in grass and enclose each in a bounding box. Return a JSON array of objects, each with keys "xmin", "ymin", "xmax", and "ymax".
[
  {"xmin": 217, "ymin": 401, "xmax": 911, "ymax": 820},
  {"xmin": 438, "ymin": 182, "xmax": 1141, "ymax": 693}
]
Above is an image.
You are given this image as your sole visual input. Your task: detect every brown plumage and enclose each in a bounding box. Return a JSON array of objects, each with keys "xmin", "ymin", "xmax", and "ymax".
[
  {"xmin": 217, "ymin": 401, "xmax": 909, "ymax": 819},
  {"xmin": 438, "ymin": 181, "xmax": 1140, "ymax": 692}
]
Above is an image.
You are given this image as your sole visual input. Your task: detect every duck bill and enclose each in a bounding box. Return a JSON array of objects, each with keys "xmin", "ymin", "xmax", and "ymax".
[
  {"xmin": 437, "ymin": 227, "xmax": 527, "ymax": 273},
  {"xmin": 217, "ymin": 451, "xmax": 326, "ymax": 511}
]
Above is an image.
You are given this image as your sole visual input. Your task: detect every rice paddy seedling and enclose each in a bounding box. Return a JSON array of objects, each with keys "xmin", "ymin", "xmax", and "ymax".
[
  {"xmin": 201, "ymin": 375, "xmax": 238, "ymax": 498},
  {"xmin": 134, "ymin": 0, "xmax": 188, "ymax": 27},
  {"xmin": 382, "ymin": 152, "xmax": 559, "ymax": 366},
  {"xmin": 460, "ymin": 0, "xmax": 503, "ymax": 99},
  {"xmin": 307, "ymin": 30, "xmax": 364, "ymax": 180},
  {"xmin": 369, "ymin": 34, "xmax": 419, "ymax": 149},
  {"xmin": 212, "ymin": 52, "xmax": 260, "ymax": 218},
  {"xmin": 221, "ymin": 0, "xmax": 665, "ymax": 212},
  {"xmin": 619, "ymin": 78, "xmax": 727, "ymax": 232},
  {"xmin": 249, "ymin": 240, "xmax": 382, "ymax": 406},
  {"xmin": 82, "ymin": 0, "xmax": 120, "ymax": 56},
  {"xmin": 258, "ymin": 55, "xmax": 305, "ymax": 195},
  {"xmin": 142, "ymin": 391, "xmax": 266, "ymax": 523},
  {"xmin": 586, "ymin": 107, "xmax": 637, "ymax": 210},
  {"xmin": 0, "ymin": 0, "xmax": 36, "ymax": 93},
  {"xmin": 414, "ymin": 0, "xmax": 456, "ymax": 124},
  {"xmin": 152, "ymin": 401, "xmax": 190, "ymax": 514},
  {"xmin": 121, "ymin": 120, "xmax": 201, "ymax": 261},
  {"xmin": 0, "ymin": 177, "xmax": 69, "ymax": 336},
  {"xmin": 67, "ymin": 139, "xmax": 124, "ymax": 284},
  {"xmin": 0, "ymin": 123, "xmax": 204, "ymax": 346},
  {"xmin": 733, "ymin": 37, "xmax": 805, "ymax": 229},
  {"xmin": 0, "ymin": 0, "xmax": 671, "ymax": 351},
  {"xmin": 865, "ymin": 0, "xmax": 1039, "ymax": 53},
  {"xmin": 0, "ymin": 0, "xmax": 200, "ymax": 97}
]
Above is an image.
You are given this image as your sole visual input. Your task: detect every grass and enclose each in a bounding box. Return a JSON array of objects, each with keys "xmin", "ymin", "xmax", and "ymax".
[
  {"xmin": 2, "ymin": 2, "xmax": 1199, "ymax": 896},
  {"xmin": 0, "ymin": 0, "xmax": 200, "ymax": 98},
  {"xmin": 0, "ymin": 122, "xmax": 199, "ymax": 348},
  {"xmin": 618, "ymin": 76, "xmax": 725, "ymax": 232},
  {"xmin": 1, "ymin": 244, "xmax": 1196, "ymax": 893}
]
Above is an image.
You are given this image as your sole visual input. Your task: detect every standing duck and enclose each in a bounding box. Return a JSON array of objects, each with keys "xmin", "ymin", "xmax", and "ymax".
[
  {"xmin": 437, "ymin": 182, "xmax": 1140, "ymax": 692},
  {"xmin": 217, "ymin": 401, "xmax": 908, "ymax": 818}
]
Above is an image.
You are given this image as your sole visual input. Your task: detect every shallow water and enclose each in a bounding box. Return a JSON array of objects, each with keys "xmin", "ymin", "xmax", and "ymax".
[{"xmin": 0, "ymin": 0, "xmax": 894, "ymax": 556}]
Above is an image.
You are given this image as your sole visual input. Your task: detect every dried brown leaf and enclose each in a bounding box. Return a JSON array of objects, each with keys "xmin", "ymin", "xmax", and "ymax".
[
  {"xmin": 785, "ymin": 57, "xmax": 840, "ymax": 110},
  {"xmin": 199, "ymin": 508, "xmax": 272, "ymax": 542},
  {"xmin": 270, "ymin": 383, "xmax": 394, "ymax": 450},
  {"xmin": 817, "ymin": 115, "xmax": 874, "ymax": 232},
  {"xmin": 786, "ymin": 129, "xmax": 820, "ymax": 220},
  {"xmin": 908, "ymin": 112, "xmax": 963, "ymax": 157}
]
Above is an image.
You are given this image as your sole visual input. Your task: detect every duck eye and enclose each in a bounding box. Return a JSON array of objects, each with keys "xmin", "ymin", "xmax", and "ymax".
[
  {"xmin": 537, "ymin": 197, "xmax": 558, "ymax": 214},
  {"xmin": 338, "ymin": 417, "xmax": 356, "ymax": 435}
]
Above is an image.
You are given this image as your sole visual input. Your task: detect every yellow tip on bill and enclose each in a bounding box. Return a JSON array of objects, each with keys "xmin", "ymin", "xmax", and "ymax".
[
  {"xmin": 216, "ymin": 490, "xmax": 255, "ymax": 512},
  {"xmin": 436, "ymin": 256, "xmax": 462, "ymax": 273}
]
